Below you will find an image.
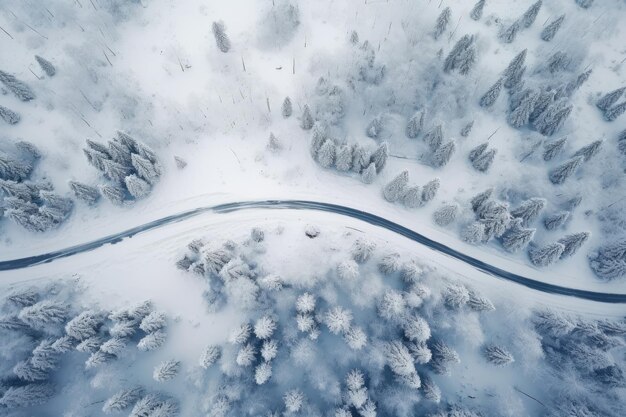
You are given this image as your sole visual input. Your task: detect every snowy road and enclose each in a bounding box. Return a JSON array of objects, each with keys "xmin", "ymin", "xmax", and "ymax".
[{"xmin": 1, "ymin": 200, "xmax": 625, "ymax": 304}]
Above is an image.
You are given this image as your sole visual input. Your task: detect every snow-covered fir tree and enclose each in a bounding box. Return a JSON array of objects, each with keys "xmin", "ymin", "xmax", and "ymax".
[
  {"xmin": 65, "ymin": 310, "xmax": 102, "ymax": 340},
  {"xmin": 402, "ymin": 186, "xmax": 422, "ymax": 208},
  {"xmin": 424, "ymin": 125, "xmax": 443, "ymax": 151},
  {"xmin": 140, "ymin": 311, "xmax": 166, "ymax": 333},
  {"xmin": 0, "ymin": 383, "xmax": 54, "ymax": 408},
  {"xmin": 351, "ymin": 144, "xmax": 370, "ymax": 173},
  {"xmin": 137, "ymin": 329, "xmax": 167, "ymax": 351},
  {"xmin": 360, "ymin": 162, "xmax": 377, "ymax": 184},
  {"xmin": 502, "ymin": 222, "xmax": 536, "ymax": 253},
  {"xmin": 470, "ymin": 0, "xmax": 486, "ymax": 21},
  {"xmin": 366, "ymin": 116, "xmax": 383, "ymax": 139},
  {"xmin": 69, "ymin": 181, "xmax": 100, "ymax": 204},
  {"xmin": 549, "ymin": 156, "xmax": 584, "ymax": 184},
  {"xmin": 503, "ymin": 49, "xmax": 527, "ymax": 89},
  {"xmin": 370, "ymin": 142, "xmax": 389, "ymax": 173},
  {"xmin": 478, "ymin": 200, "xmax": 512, "ymax": 240},
  {"xmin": 0, "ymin": 70, "xmax": 36, "ymax": 101},
  {"xmin": 460, "ymin": 120, "xmax": 474, "ymax": 137},
  {"xmin": 470, "ymin": 188, "xmax": 493, "ymax": 212},
  {"xmin": 484, "ymin": 345, "xmax": 515, "ymax": 366},
  {"xmin": 18, "ymin": 300, "xmax": 68, "ymax": 329},
  {"xmin": 351, "ymin": 238, "xmax": 376, "ymax": 263},
  {"xmin": 0, "ymin": 104, "xmax": 20, "ymax": 125},
  {"xmin": 284, "ymin": 389, "xmax": 305, "ymax": 413},
  {"xmin": 529, "ymin": 242, "xmax": 565, "ymax": 266},
  {"xmin": 383, "ymin": 170, "xmax": 409, "ymax": 202},
  {"xmin": 543, "ymin": 137, "xmax": 567, "ymax": 161},
  {"xmin": 421, "ymin": 178, "xmax": 440, "ymax": 203},
  {"xmin": 500, "ymin": 20, "xmax": 520, "ymax": 43},
  {"xmin": 254, "ymin": 316, "xmax": 276, "ymax": 340},
  {"xmin": 479, "ymin": 78, "xmax": 503, "ymax": 108},
  {"xmin": 558, "ymin": 232, "xmax": 590, "ymax": 259},
  {"xmin": 604, "ymin": 102, "xmax": 626, "ymax": 122},
  {"xmin": 433, "ymin": 7, "xmax": 451, "ymax": 40},
  {"xmin": 468, "ymin": 291, "xmax": 496, "ymax": 312},
  {"xmin": 212, "ymin": 21, "xmax": 231, "ymax": 52},
  {"xmin": 430, "ymin": 340, "xmax": 460, "ymax": 374},
  {"xmin": 153, "ymin": 359, "xmax": 181, "ymax": 382},
  {"xmin": 522, "ymin": 1, "xmax": 542, "ymax": 28},
  {"xmin": 511, "ymin": 198, "xmax": 546, "ymax": 226},
  {"xmin": 282, "ymin": 96, "xmax": 293, "ymax": 118},
  {"xmin": 431, "ymin": 140, "xmax": 455, "ymax": 167},
  {"xmin": 324, "ymin": 306, "xmax": 353, "ymax": 334},
  {"xmin": 199, "ymin": 345, "xmax": 221, "ymax": 369},
  {"xmin": 101, "ymin": 185, "xmax": 126, "ymax": 205},
  {"xmin": 544, "ymin": 211, "xmax": 569, "ymax": 230},
  {"xmin": 335, "ymin": 145, "xmax": 353, "ymax": 172},
  {"xmin": 255, "ymin": 362, "xmax": 272, "ymax": 385},
  {"xmin": 35, "ymin": 55, "xmax": 56, "ymax": 77},
  {"xmin": 406, "ymin": 110, "xmax": 425, "ymax": 138},
  {"xmin": 125, "ymin": 174, "xmax": 151, "ymax": 199},
  {"xmin": 472, "ymin": 148, "xmax": 496, "ymax": 172},
  {"xmin": 433, "ymin": 203, "xmax": 458, "ymax": 226},
  {"xmin": 573, "ymin": 139, "xmax": 603, "ymax": 162},
  {"xmin": 508, "ymin": 91, "xmax": 539, "ymax": 127},
  {"xmin": 541, "ymin": 15, "xmax": 565, "ymax": 41},
  {"xmin": 301, "ymin": 104, "xmax": 314, "ymax": 130},
  {"xmin": 443, "ymin": 35, "xmax": 476, "ymax": 74},
  {"xmin": 103, "ymin": 387, "xmax": 144, "ymax": 414},
  {"xmin": 596, "ymin": 87, "xmax": 625, "ymax": 111},
  {"xmin": 317, "ymin": 140, "xmax": 336, "ymax": 168}
]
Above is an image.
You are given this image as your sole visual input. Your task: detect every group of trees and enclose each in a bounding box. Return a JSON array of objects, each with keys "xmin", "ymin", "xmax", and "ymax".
[
  {"xmin": 83, "ymin": 131, "xmax": 162, "ymax": 204},
  {"xmin": 383, "ymin": 170, "xmax": 440, "ymax": 209},
  {"xmin": 596, "ymin": 87, "xmax": 626, "ymax": 122},
  {"xmin": 548, "ymin": 139, "xmax": 603, "ymax": 184},
  {"xmin": 589, "ymin": 239, "xmax": 626, "ymax": 280}
]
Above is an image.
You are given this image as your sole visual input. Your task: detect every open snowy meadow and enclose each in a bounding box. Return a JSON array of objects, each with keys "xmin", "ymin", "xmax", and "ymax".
[{"xmin": 0, "ymin": 0, "xmax": 625, "ymax": 416}]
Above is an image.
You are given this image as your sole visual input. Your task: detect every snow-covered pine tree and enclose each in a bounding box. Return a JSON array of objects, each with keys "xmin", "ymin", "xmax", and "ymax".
[
  {"xmin": 131, "ymin": 154, "xmax": 160, "ymax": 185},
  {"xmin": 443, "ymin": 283, "xmax": 470, "ymax": 309},
  {"xmin": 366, "ymin": 116, "xmax": 383, "ymax": 139},
  {"xmin": 0, "ymin": 154, "xmax": 33, "ymax": 181},
  {"xmin": 543, "ymin": 137, "xmax": 567, "ymax": 161},
  {"xmin": 508, "ymin": 91, "xmax": 539, "ymax": 128},
  {"xmin": 401, "ymin": 314, "xmax": 431, "ymax": 343},
  {"xmin": 174, "ymin": 156, "xmax": 187, "ymax": 169},
  {"xmin": 351, "ymin": 238, "xmax": 376, "ymax": 263},
  {"xmin": 406, "ymin": 111, "xmax": 425, "ymax": 138},
  {"xmin": 470, "ymin": 188, "xmax": 493, "ymax": 213},
  {"xmin": 18, "ymin": 300, "xmax": 68, "ymax": 329},
  {"xmin": 100, "ymin": 337, "xmax": 127, "ymax": 356},
  {"xmin": 335, "ymin": 145, "xmax": 353, "ymax": 172},
  {"xmin": 575, "ymin": 0, "xmax": 594, "ymax": 8},
  {"xmin": 421, "ymin": 178, "xmax": 440, "ymax": 203},
  {"xmin": 0, "ymin": 70, "xmax": 36, "ymax": 101},
  {"xmin": 443, "ymin": 35, "xmax": 476, "ymax": 75},
  {"xmin": 511, "ymin": 198, "xmax": 546, "ymax": 226},
  {"xmin": 503, "ymin": 49, "xmax": 527, "ymax": 89},
  {"xmin": 284, "ymin": 389, "xmax": 305, "ymax": 413},
  {"xmin": 6, "ymin": 287, "xmax": 39, "ymax": 307},
  {"xmin": 130, "ymin": 393, "xmax": 164, "ymax": 417},
  {"xmin": 558, "ymin": 232, "xmax": 590, "ymax": 258},
  {"xmin": 541, "ymin": 15, "xmax": 565, "ymax": 41},
  {"xmin": 140, "ymin": 311, "xmax": 166, "ymax": 333},
  {"xmin": 479, "ymin": 78, "xmax": 503, "ymax": 108},
  {"xmin": 478, "ymin": 200, "xmax": 512, "ymax": 240},
  {"xmin": 351, "ymin": 144, "xmax": 369, "ymax": 173},
  {"xmin": 468, "ymin": 291, "xmax": 496, "ymax": 312},
  {"xmin": 199, "ymin": 345, "xmax": 221, "ymax": 369},
  {"xmin": 500, "ymin": 20, "xmax": 520, "ymax": 43},
  {"xmin": 502, "ymin": 222, "xmax": 536, "ymax": 252},
  {"xmin": 255, "ymin": 362, "xmax": 272, "ymax": 384},
  {"xmin": 101, "ymin": 185, "xmax": 126, "ymax": 205},
  {"xmin": 360, "ymin": 162, "xmax": 377, "ymax": 184},
  {"xmin": 433, "ymin": 7, "xmax": 451, "ymax": 40},
  {"xmin": 383, "ymin": 170, "xmax": 409, "ymax": 203},
  {"xmin": 384, "ymin": 340, "xmax": 417, "ymax": 377},
  {"xmin": 433, "ymin": 203, "xmax": 459, "ymax": 226},
  {"xmin": 254, "ymin": 315, "xmax": 276, "ymax": 340},
  {"xmin": 470, "ymin": 0, "xmax": 486, "ymax": 20},
  {"xmin": 596, "ymin": 87, "xmax": 625, "ymax": 111},
  {"xmin": 0, "ymin": 383, "xmax": 54, "ymax": 408},
  {"xmin": 522, "ymin": 1, "xmax": 542, "ymax": 28},
  {"xmin": 484, "ymin": 345, "xmax": 514, "ymax": 366},
  {"xmin": 267, "ymin": 133, "xmax": 282, "ymax": 153},
  {"xmin": 153, "ymin": 360, "xmax": 180, "ymax": 382},
  {"xmin": 103, "ymin": 387, "xmax": 144, "ymax": 414},
  {"xmin": 125, "ymin": 174, "xmax": 151, "ymax": 199},
  {"xmin": 547, "ymin": 51, "xmax": 571, "ymax": 74},
  {"xmin": 604, "ymin": 102, "xmax": 626, "ymax": 122},
  {"xmin": 460, "ymin": 120, "xmax": 474, "ymax": 137},
  {"xmin": 69, "ymin": 181, "xmax": 100, "ymax": 204},
  {"xmin": 402, "ymin": 186, "xmax": 421, "ymax": 208},
  {"xmin": 565, "ymin": 69, "xmax": 592, "ymax": 97},
  {"xmin": 137, "ymin": 330, "xmax": 167, "ymax": 351},
  {"xmin": 544, "ymin": 211, "xmax": 569, "ymax": 230},
  {"xmin": 549, "ymin": 155, "xmax": 584, "ymax": 184},
  {"xmin": 65, "ymin": 310, "xmax": 102, "ymax": 340},
  {"xmin": 212, "ymin": 21, "xmax": 231, "ymax": 52},
  {"xmin": 422, "ymin": 375, "xmax": 441, "ymax": 403},
  {"xmin": 472, "ymin": 148, "xmax": 496, "ymax": 172},
  {"xmin": 317, "ymin": 139, "xmax": 337, "ymax": 168},
  {"xmin": 424, "ymin": 125, "xmax": 443, "ymax": 151},
  {"xmin": 13, "ymin": 359, "xmax": 49, "ymax": 382},
  {"xmin": 533, "ymin": 100, "xmax": 572, "ymax": 136},
  {"xmin": 325, "ymin": 306, "xmax": 353, "ymax": 334},
  {"xmin": 282, "ymin": 97, "xmax": 292, "ymax": 118},
  {"xmin": 431, "ymin": 140, "xmax": 455, "ymax": 167},
  {"xmin": 430, "ymin": 340, "xmax": 460, "ymax": 374},
  {"xmin": 0, "ymin": 105, "xmax": 20, "ymax": 124},
  {"xmin": 301, "ymin": 104, "xmax": 314, "ymax": 130},
  {"xmin": 35, "ymin": 55, "xmax": 56, "ymax": 77},
  {"xmin": 529, "ymin": 242, "xmax": 565, "ymax": 266}
]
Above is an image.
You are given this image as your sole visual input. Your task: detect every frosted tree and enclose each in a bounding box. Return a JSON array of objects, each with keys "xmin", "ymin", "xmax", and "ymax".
[
  {"xmin": 131, "ymin": 154, "xmax": 160, "ymax": 185},
  {"xmin": 431, "ymin": 340, "xmax": 460, "ymax": 374},
  {"xmin": 423, "ymin": 125, "xmax": 443, "ymax": 151},
  {"xmin": 433, "ymin": 203, "xmax": 458, "ymax": 226},
  {"xmin": 6, "ymin": 287, "xmax": 39, "ymax": 307},
  {"xmin": 421, "ymin": 178, "xmax": 440, "ymax": 203},
  {"xmin": 102, "ymin": 159, "xmax": 132, "ymax": 183},
  {"xmin": 406, "ymin": 111, "xmax": 424, "ymax": 138},
  {"xmin": 0, "ymin": 104, "xmax": 20, "ymax": 124},
  {"xmin": 385, "ymin": 341, "xmax": 417, "ymax": 376},
  {"xmin": 443, "ymin": 284, "xmax": 470, "ymax": 309},
  {"xmin": 479, "ymin": 78, "xmax": 503, "ymax": 108},
  {"xmin": 0, "ymin": 383, "xmax": 54, "ymax": 408},
  {"xmin": 565, "ymin": 69, "xmax": 592, "ymax": 96},
  {"xmin": 86, "ymin": 350, "xmax": 115, "ymax": 369},
  {"xmin": 35, "ymin": 55, "xmax": 56, "ymax": 77},
  {"xmin": 433, "ymin": 7, "xmax": 451, "ymax": 40},
  {"xmin": 543, "ymin": 137, "xmax": 567, "ymax": 161},
  {"xmin": 522, "ymin": 1, "xmax": 542, "ymax": 27},
  {"xmin": 351, "ymin": 144, "xmax": 369, "ymax": 173},
  {"xmin": 470, "ymin": 188, "xmax": 493, "ymax": 212},
  {"xmin": 325, "ymin": 306, "xmax": 353, "ymax": 334},
  {"xmin": 422, "ymin": 376, "xmax": 441, "ymax": 403},
  {"xmin": 500, "ymin": 20, "xmax": 520, "ymax": 43},
  {"xmin": 100, "ymin": 337, "xmax": 127, "ymax": 356},
  {"xmin": 383, "ymin": 170, "xmax": 409, "ymax": 202},
  {"xmin": 13, "ymin": 360, "xmax": 49, "ymax": 382},
  {"xmin": 432, "ymin": 140, "xmax": 455, "ymax": 167},
  {"xmin": 468, "ymin": 291, "xmax": 495, "ymax": 312},
  {"xmin": 549, "ymin": 156, "xmax": 584, "ymax": 184},
  {"xmin": 261, "ymin": 339, "xmax": 278, "ymax": 362},
  {"xmin": 379, "ymin": 252, "xmax": 402, "ymax": 275},
  {"xmin": 534, "ymin": 101, "xmax": 572, "ymax": 136},
  {"xmin": 255, "ymin": 362, "xmax": 272, "ymax": 384},
  {"xmin": 174, "ymin": 156, "xmax": 187, "ymax": 169},
  {"xmin": 254, "ymin": 315, "xmax": 276, "ymax": 340},
  {"xmin": 153, "ymin": 360, "xmax": 180, "ymax": 382},
  {"xmin": 18, "ymin": 300, "xmax": 68, "ymax": 328},
  {"xmin": 337, "ymin": 259, "xmax": 359, "ymax": 282},
  {"xmin": 604, "ymin": 102, "xmax": 626, "ymax": 122},
  {"xmin": 335, "ymin": 145, "xmax": 353, "ymax": 172},
  {"xmin": 503, "ymin": 49, "xmax": 527, "ymax": 89},
  {"xmin": 212, "ymin": 21, "xmax": 231, "ymax": 52},
  {"xmin": 370, "ymin": 142, "xmax": 389, "ymax": 173},
  {"xmin": 529, "ymin": 242, "xmax": 565, "ymax": 266},
  {"xmin": 576, "ymin": 0, "xmax": 594, "ymax": 8},
  {"xmin": 541, "ymin": 15, "xmax": 565, "ymax": 41},
  {"xmin": 351, "ymin": 238, "xmax": 376, "ymax": 263},
  {"xmin": 229, "ymin": 323, "xmax": 252, "ymax": 344},
  {"xmin": 140, "ymin": 311, "xmax": 166, "ymax": 333},
  {"xmin": 484, "ymin": 345, "xmax": 514, "ymax": 366},
  {"xmin": 508, "ymin": 91, "xmax": 539, "ymax": 127},
  {"xmin": 402, "ymin": 186, "xmax": 421, "ymax": 208},
  {"xmin": 69, "ymin": 181, "xmax": 100, "ymax": 204},
  {"xmin": 443, "ymin": 35, "xmax": 476, "ymax": 74},
  {"xmin": 344, "ymin": 326, "xmax": 367, "ymax": 350},
  {"xmin": 101, "ymin": 185, "xmax": 126, "ymax": 205},
  {"xmin": 360, "ymin": 162, "xmax": 377, "ymax": 184},
  {"xmin": 130, "ymin": 393, "xmax": 164, "ymax": 417},
  {"xmin": 470, "ymin": 0, "xmax": 486, "ymax": 21},
  {"xmin": 76, "ymin": 336, "xmax": 103, "ymax": 352},
  {"xmin": 199, "ymin": 345, "xmax": 221, "ymax": 369},
  {"xmin": 316, "ymin": 140, "xmax": 336, "ymax": 168},
  {"xmin": 544, "ymin": 211, "xmax": 569, "ymax": 230},
  {"xmin": 366, "ymin": 116, "xmax": 383, "ymax": 139},
  {"xmin": 402, "ymin": 314, "xmax": 431, "ymax": 342},
  {"xmin": 378, "ymin": 289, "xmax": 406, "ymax": 321},
  {"xmin": 558, "ymin": 232, "xmax": 589, "ymax": 258},
  {"xmin": 461, "ymin": 120, "xmax": 474, "ymax": 137},
  {"xmin": 124, "ymin": 174, "xmax": 151, "ymax": 199},
  {"xmin": 137, "ymin": 329, "xmax": 167, "ymax": 351},
  {"xmin": 267, "ymin": 133, "xmax": 283, "ymax": 153},
  {"xmin": 282, "ymin": 97, "xmax": 292, "ymax": 118},
  {"xmin": 0, "ymin": 70, "xmax": 36, "ymax": 101},
  {"xmin": 596, "ymin": 87, "xmax": 625, "ymax": 111},
  {"xmin": 511, "ymin": 198, "xmax": 546, "ymax": 226},
  {"xmin": 502, "ymin": 223, "xmax": 536, "ymax": 252},
  {"xmin": 65, "ymin": 311, "xmax": 102, "ymax": 340},
  {"xmin": 472, "ymin": 148, "xmax": 496, "ymax": 172},
  {"xmin": 301, "ymin": 104, "xmax": 314, "ymax": 130},
  {"xmin": 0, "ymin": 154, "xmax": 33, "ymax": 181},
  {"xmin": 284, "ymin": 390, "xmax": 305, "ymax": 413},
  {"xmin": 103, "ymin": 387, "xmax": 144, "ymax": 414},
  {"xmin": 478, "ymin": 200, "xmax": 512, "ymax": 240}
]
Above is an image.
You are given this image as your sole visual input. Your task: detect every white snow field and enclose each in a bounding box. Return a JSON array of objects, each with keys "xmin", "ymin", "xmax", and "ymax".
[{"xmin": 1, "ymin": 0, "xmax": 626, "ymax": 416}]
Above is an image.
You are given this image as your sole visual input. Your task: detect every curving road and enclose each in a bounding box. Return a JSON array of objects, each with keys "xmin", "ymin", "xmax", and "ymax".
[{"xmin": 1, "ymin": 200, "xmax": 625, "ymax": 304}]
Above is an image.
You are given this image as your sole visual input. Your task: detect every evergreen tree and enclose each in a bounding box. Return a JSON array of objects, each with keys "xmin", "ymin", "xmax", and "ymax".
[
  {"xmin": 100, "ymin": 337, "xmax": 127, "ymax": 356},
  {"xmin": 284, "ymin": 389, "xmax": 305, "ymax": 413},
  {"xmin": 103, "ymin": 387, "xmax": 144, "ymax": 414},
  {"xmin": 174, "ymin": 156, "xmax": 187, "ymax": 169},
  {"xmin": 69, "ymin": 181, "xmax": 100, "ymax": 204},
  {"xmin": 596, "ymin": 87, "xmax": 625, "ymax": 111},
  {"xmin": 557, "ymin": 232, "xmax": 589, "ymax": 259},
  {"xmin": 549, "ymin": 156, "xmax": 584, "ymax": 184},
  {"xmin": 301, "ymin": 104, "xmax": 314, "ymax": 130},
  {"xmin": 511, "ymin": 197, "xmax": 546, "ymax": 226},
  {"xmin": 101, "ymin": 185, "xmax": 126, "ymax": 205},
  {"xmin": 317, "ymin": 139, "xmax": 337, "ymax": 168},
  {"xmin": 335, "ymin": 145, "xmax": 353, "ymax": 172},
  {"xmin": 199, "ymin": 345, "xmax": 221, "ymax": 368},
  {"xmin": 479, "ymin": 78, "xmax": 503, "ymax": 108},
  {"xmin": 406, "ymin": 111, "xmax": 425, "ymax": 138},
  {"xmin": 131, "ymin": 154, "xmax": 160, "ymax": 185},
  {"xmin": 137, "ymin": 329, "xmax": 167, "ymax": 351},
  {"xmin": 565, "ymin": 69, "xmax": 592, "ymax": 96},
  {"xmin": 534, "ymin": 100, "xmax": 572, "ymax": 136},
  {"xmin": 309, "ymin": 125, "xmax": 327, "ymax": 159},
  {"xmin": 529, "ymin": 242, "xmax": 565, "ymax": 266},
  {"xmin": 18, "ymin": 300, "xmax": 68, "ymax": 328},
  {"xmin": 254, "ymin": 315, "xmax": 276, "ymax": 339},
  {"xmin": 366, "ymin": 116, "xmax": 383, "ymax": 138},
  {"xmin": 478, "ymin": 200, "xmax": 512, "ymax": 240},
  {"xmin": 433, "ymin": 7, "xmax": 451, "ymax": 40},
  {"xmin": 76, "ymin": 336, "xmax": 103, "ymax": 353},
  {"xmin": 65, "ymin": 310, "xmax": 102, "ymax": 341},
  {"xmin": 212, "ymin": 21, "xmax": 231, "ymax": 52},
  {"xmin": 462, "ymin": 221, "xmax": 486, "ymax": 244},
  {"xmin": 383, "ymin": 171, "xmax": 409, "ymax": 203},
  {"xmin": 344, "ymin": 326, "xmax": 367, "ymax": 350},
  {"xmin": 153, "ymin": 360, "xmax": 181, "ymax": 382},
  {"xmin": 503, "ymin": 49, "xmax": 527, "ymax": 89},
  {"xmin": 0, "ymin": 154, "xmax": 33, "ymax": 181},
  {"xmin": 470, "ymin": 188, "xmax": 493, "ymax": 212},
  {"xmin": 431, "ymin": 140, "xmax": 455, "ymax": 167},
  {"xmin": 502, "ymin": 223, "xmax": 536, "ymax": 252},
  {"xmin": 547, "ymin": 51, "xmax": 571, "ymax": 74},
  {"xmin": 360, "ymin": 162, "xmax": 377, "ymax": 184},
  {"xmin": 421, "ymin": 178, "xmax": 440, "ymax": 203},
  {"xmin": 543, "ymin": 137, "xmax": 567, "ymax": 161},
  {"xmin": 472, "ymin": 148, "xmax": 496, "ymax": 172},
  {"xmin": 500, "ymin": 20, "xmax": 520, "ymax": 43},
  {"xmin": 51, "ymin": 335, "xmax": 75, "ymax": 352},
  {"xmin": 102, "ymin": 159, "xmax": 131, "ymax": 183},
  {"xmin": 282, "ymin": 97, "xmax": 292, "ymax": 118},
  {"xmin": 351, "ymin": 238, "xmax": 376, "ymax": 263},
  {"xmin": 508, "ymin": 91, "xmax": 539, "ymax": 128},
  {"xmin": 0, "ymin": 383, "xmax": 54, "ymax": 408},
  {"xmin": 0, "ymin": 70, "xmax": 36, "ymax": 101},
  {"xmin": 384, "ymin": 340, "xmax": 417, "ymax": 377},
  {"xmin": 604, "ymin": 102, "xmax": 626, "ymax": 122},
  {"xmin": 255, "ymin": 362, "xmax": 272, "ymax": 384},
  {"xmin": 422, "ymin": 376, "xmax": 441, "ymax": 403},
  {"xmin": 125, "ymin": 174, "xmax": 151, "ymax": 199},
  {"xmin": 402, "ymin": 186, "xmax": 422, "ymax": 208},
  {"xmin": 522, "ymin": 1, "xmax": 542, "ymax": 28},
  {"xmin": 130, "ymin": 393, "xmax": 164, "ymax": 417},
  {"xmin": 35, "ymin": 55, "xmax": 56, "ymax": 77},
  {"xmin": 351, "ymin": 144, "xmax": 369, "ymax": 173},
  {"xmin": 370, "ymin": 142, "xmax": 389, "ymax": 173},
  {"xmin": 13, "ymin": 359, "xmax": 49, "ymax": 382},
  {"xmin": 484, "ymin": 345, "xmax": 514, "ymax": 366},
  {"xmin": 424, "ymin": 125, "xmax": 443, "ymax": 151},
  {"xmin": 430, "ymin": 340, "xmax": 460, "ymax": 375},
  {"xmin": 433, "ymin": 203, "xmax": 459, "ymax": 226},
  {"xmin": 379, "ymin": 252, "xmax": 402, "ymax": 275},
  {"xmin": 325, "ymin": 306, "xmax": 353, "ymax": 334},
  {"xmin": 470, "ymin": 0, "xmax": 486, "ymax": 21},
  {"xmin": 140, "ymin": 311, "xmax": 167, "ymax": 333},
  {"xmin": 541, "ymin": 15, "xmax": 565, "ymax": 41},
  {"xmin": 573, "ymin": 139, "xmax": 603, "ymax": 162},
  {"xmin": 6, "ymin": 287, "xmax": 39, "ymax": 307},
  {"xmin": 529, "ymin": 89, "xmax": 556, "ymax": 122},
  {"xmin": 443, "ymin": 35, "xmax": 476, "ymax": 75},
  {"xmin": 467, "ymin": 291, "xmax": 495, "ymax": 311},
  {"xmin": 0, "ymin": 105, "xmax": 20, "ymax": 125},
  {"xmin": 544, "ymin": 211, "xmax": 569, "ymax": 230},
  {"xmin": 575, "ymin": 0, "xmax": 594, "ymax": 8},
  {"xmin": 460, "ymin": 120, "xmax": 474, "ymax": 137}
]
